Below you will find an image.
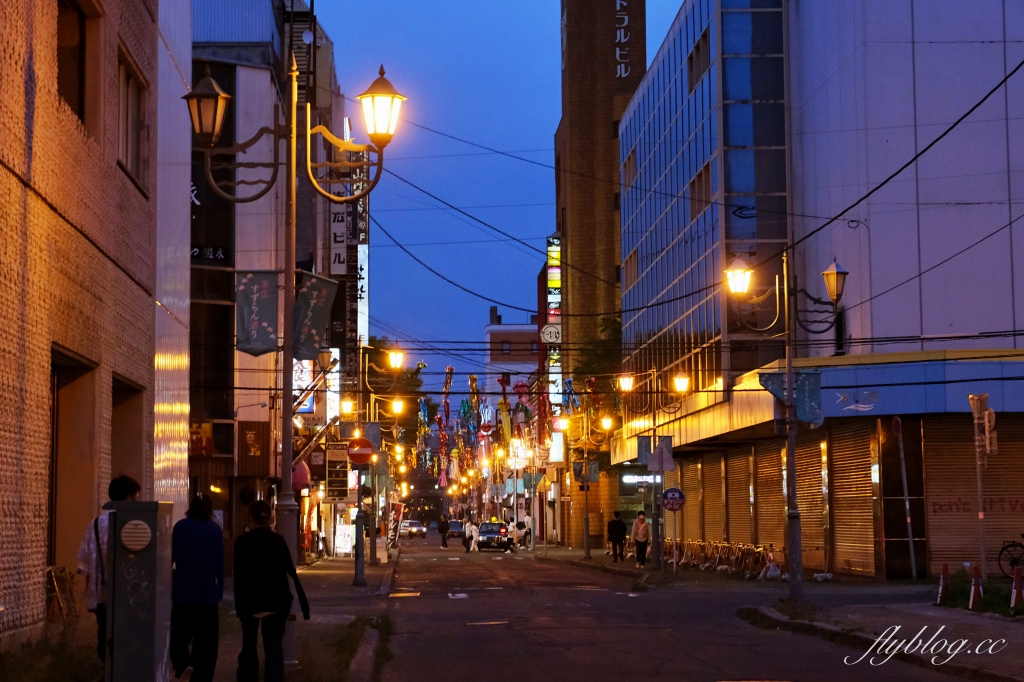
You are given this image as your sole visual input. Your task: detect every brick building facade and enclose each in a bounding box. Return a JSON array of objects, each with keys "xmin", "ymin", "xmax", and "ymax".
[{"xmin": 1, "ymin": 0, "xmax": 189, "ymax": 646}]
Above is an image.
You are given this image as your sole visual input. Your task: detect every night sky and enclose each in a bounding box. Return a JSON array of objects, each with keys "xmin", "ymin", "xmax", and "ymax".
[{"xmin": 317, "ymin": 1, "xmax": 682, "ymax": 394}]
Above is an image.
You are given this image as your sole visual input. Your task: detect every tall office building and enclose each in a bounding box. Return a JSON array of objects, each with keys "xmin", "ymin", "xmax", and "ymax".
[{"xmin": 617, "ymin": 0, "xmax": 1024, "ymax": 579}]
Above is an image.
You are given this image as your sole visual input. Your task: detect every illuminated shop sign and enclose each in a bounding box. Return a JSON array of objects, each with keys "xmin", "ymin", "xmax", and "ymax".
[{"xmin": 546, "ymin": 234, "xmax": 562, "ymax": 415}]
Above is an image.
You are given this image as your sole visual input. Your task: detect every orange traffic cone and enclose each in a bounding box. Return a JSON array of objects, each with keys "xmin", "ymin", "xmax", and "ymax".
[
  {"xmin": 969, "ymin": 564, "xmax": 984, "ymax": 610},
  {"xmin": 936, "ymin": 563, "xmax": 949, "ymax": 605},
  {"xmin": 1011, "ymin": 567, "xmax": 1023, "ymax": 609}
]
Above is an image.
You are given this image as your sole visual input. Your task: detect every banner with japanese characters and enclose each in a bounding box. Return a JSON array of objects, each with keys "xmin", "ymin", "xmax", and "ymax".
[
  {"xmin": 293, "ymin": 272, "xmax": 339, "ymax": 360},
  {"xmin": 235, "ymin": 271, "xmax": 279, "ymax": 356}
]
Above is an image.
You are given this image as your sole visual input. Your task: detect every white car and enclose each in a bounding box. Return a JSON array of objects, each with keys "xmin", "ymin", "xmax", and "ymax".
[{"xmin": 400, "ymin": 519, "xmax": 426, "ymax": 539}]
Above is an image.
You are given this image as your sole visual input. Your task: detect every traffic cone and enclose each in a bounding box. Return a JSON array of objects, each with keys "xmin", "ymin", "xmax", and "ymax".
[
  {"xmin": 1011, "ymin": 567, "xmax": 1024, "ymax": 609},
  {"xmin": 936, "ymin": 563, "xmax": 949, "ymax": 605},
  {"xmin": 969, "ymin": 564, "xmax": 984, "ymax": 610}
]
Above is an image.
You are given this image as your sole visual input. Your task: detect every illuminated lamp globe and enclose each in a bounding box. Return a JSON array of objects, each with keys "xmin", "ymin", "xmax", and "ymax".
[
  {"xmin": 600, "ymin": 415, "xmax": 613, "ymax": 431},
  {"xmin": 356, "ymin": 66, "xmax": 407, "ymax": 149},
  {"xmin": 725, "ymin": 258, "xmax": 753, "ymax": 295},
  {"xmin": 618, "ymin": 375, "xmax": 635, "ymax": 392},
  {"xmin": 388, "ymin": 349, "xmax": 405, "ymax": 370},
  {"xmin": 392, "ymin": 398, "xmax": 405, "ymax": 415},
  {"xmin": 821, "ymin": 261, "xmax": 849, "ymax": 305},
  {"xmin": 673, "ymin": 374, "xmax": 690, "ymax": 393}
]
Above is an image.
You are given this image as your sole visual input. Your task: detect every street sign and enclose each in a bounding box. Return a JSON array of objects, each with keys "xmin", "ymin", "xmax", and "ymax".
[
  {"xmin": 647, "ymin": 437, "xmax": 674, "ymax": 472},
  {"xmin": 347, "ymin": 437, "xmax": 374, "ymax": 464},
  {"xmin": 540, "ymin": 324, "xmax": 561, "ymax": 344},
  {"xmin": 663, "ymin": 487, "xmax": 685, "ymax": 512}
]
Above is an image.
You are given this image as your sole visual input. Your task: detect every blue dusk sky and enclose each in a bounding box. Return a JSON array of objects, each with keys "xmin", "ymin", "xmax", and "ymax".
[{"xmin": 317, "ymin": 2, "xmax": 683, "ymax": 393}]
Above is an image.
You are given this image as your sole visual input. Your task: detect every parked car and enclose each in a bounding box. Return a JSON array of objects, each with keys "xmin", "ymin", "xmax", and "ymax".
[
  {"xmin": 477, "ymin": 522, "xmax": 511, "ymax": 551},
  {"xmin": 447, "ymin": 520, "xmax": 465, "ymax": 539},
  {"xmin": 428, "ymin": 520, "xmax": 438, "ymax": 531},
  {"xmin": 400, "ymin": 520, "xmax": 427, "ymax": 539}
]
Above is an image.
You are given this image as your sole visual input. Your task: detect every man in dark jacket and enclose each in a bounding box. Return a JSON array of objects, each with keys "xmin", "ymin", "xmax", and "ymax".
[
  {"xmin": 607, "ymin": 511, "xmax": 628, "ymax": 563},
  {"xmin": 438, "ymin": 515, "xmax": 450, "ymax": 549},
  {"xmin": 234, "ymin": 501, "xmax": 310, "ymax": 682},
  {"xmin": 170, "ymin": 494, "xmax": 224, "ymax": 682}
]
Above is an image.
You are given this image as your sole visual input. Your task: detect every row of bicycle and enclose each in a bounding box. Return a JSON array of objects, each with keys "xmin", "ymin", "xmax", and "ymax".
[{"xmin": 617, "ymin": 538, "xmax": 781, "ymax": 574}]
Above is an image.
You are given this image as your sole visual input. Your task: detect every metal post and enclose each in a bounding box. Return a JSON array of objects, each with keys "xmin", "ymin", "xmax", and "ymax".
[
  {"xmin": 582, "ymin": 430, "xmax": 591, "ymax": 560},
  {"xmin": 673, "ymin": 509, "xmax": 679, "ymax": 574},
  {"xmin": 970, "ymin": 395, "xmax": 988, "ymax": 579},
  {"xmin": 783, "ymin": 250, "xmax": 805, "ymax": 603},
  {"xmin": 352, "ymin": 511, "xmax": 367, "ymax": 586},
  {"xmin": 651, "ymin": 370, "xmax": 662, "ymax": 571},
  {"xmin": 277, "ymin": 56, "xmax": 301, "ymax": 668},
  {"xmin": 894, "ymin": 417, "xmax": 917, "ymax": 579}
]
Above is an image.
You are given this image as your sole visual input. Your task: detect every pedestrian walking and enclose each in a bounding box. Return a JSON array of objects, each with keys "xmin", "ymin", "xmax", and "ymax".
[
  {"xmin": 524, "ymin": 513, "xmax": 532, "ymax": 548},
  {"xmin": 169, "ymin": 494, "xmax": 224, "ymax": 682},
  {"xmin": 76, "ymin": 475, "xmax": 141, "ymax": 662},
  {"xmin": 632, "ymin": 511, "xmax": 650, "ymax": 569},
  {"xmin": 468, "ymin": 520, "xmax": 480, "ymax": 552},
  {"xmin": 233, "ymin": 501, "xmax": 310, "ymax": 682},
  {"xmin": 438, "ymin": 515, "xmax": 450, "ymax": 549},
  {"xmin": 607, "ymin": 511, "xmax": 627, "ymax": 563}
]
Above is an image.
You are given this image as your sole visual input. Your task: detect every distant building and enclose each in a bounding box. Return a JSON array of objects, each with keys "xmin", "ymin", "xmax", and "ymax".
[
  {"xmin": 618, "ymin": 0, "xmax": 1024, "ymax": 578},
  {"xmin": 483, "ymin": 307, "xmax": 539, "ymax": 397}
]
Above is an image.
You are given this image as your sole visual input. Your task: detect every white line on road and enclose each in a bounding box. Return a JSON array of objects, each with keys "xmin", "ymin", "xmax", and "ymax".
[
  {"xmin": 467, "ymin": 621, "xmax": 508, "ymax": 625},
  {"xmin": 448, "ymin": 593, "xmax": 470, "ymax": 599}
]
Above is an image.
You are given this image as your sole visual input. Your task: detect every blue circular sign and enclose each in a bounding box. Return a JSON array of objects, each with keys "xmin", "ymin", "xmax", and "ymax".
[{"xmin": 662, "ymin": 487, "xmax": 685, "ymax": 511}]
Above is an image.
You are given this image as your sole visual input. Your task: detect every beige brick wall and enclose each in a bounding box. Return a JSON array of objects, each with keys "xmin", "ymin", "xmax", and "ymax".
[{"xmin": 1, "ymin": 0, "xmax": 158, "ymax": 642}]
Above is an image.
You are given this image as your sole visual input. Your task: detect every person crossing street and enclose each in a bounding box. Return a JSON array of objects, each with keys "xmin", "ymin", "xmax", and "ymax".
[{"xmin": 438, "ymin": 515, "xmax": 450, "ymax": 549}]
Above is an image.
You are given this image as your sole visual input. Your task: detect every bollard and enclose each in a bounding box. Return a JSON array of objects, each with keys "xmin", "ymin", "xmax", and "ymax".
[
  {"xmin": 1011, "ymin": 567, "xmax": 1023, "ymax": 609},
  {"xmin": 936, "ymin": 562, "xmax": 949, "ymax": 605},
  {"xmin": 968, "ymin": 564, "xmax": 984, "ymax": 610},
  {"xmin": 352, "ymin": 511, "xmax": 367, "ymax": 586}
]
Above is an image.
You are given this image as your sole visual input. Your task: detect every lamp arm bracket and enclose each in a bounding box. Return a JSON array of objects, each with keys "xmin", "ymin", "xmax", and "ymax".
[
  {"xmin": 795, "ymin": 307, "xmax": 839, "ymax": 334},
  {"xmin": 305, "ymin": 107, "xmax": 385, "ymax": 204},
  {"xmin": 795, "ymin": 287, "xmax": 833, "ymax": 308},
  {"xmin": 310, "ymin": 123, "xmax": 375, "ymax": 154},
  {"xmin": 202, "ymin": 146, "xmax": 279, "ymax": 204}
]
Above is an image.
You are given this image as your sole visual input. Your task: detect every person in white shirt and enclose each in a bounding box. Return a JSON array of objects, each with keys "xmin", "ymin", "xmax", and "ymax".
[{"xmin": 77, "ymin": 475, "xmax": 141, "ymax": 662}]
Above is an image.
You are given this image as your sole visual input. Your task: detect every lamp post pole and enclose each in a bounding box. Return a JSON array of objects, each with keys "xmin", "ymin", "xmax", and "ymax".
[
  {"xmin": 276, "ymin": 57, "xmax": 301, "ymax": 669},
  {"xmin": 782, "ymin": 250, "xmax": 805, "ymax": 603},
  {"xmin": 650, "ymin": 370, "xmax": 663, "ymax": 571}
]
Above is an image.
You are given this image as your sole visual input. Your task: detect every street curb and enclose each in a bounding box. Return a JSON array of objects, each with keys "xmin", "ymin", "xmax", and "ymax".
[
  {"xmin": 534, "ymin": 553, "xmax": 645, "ymax": 580},
  {"xmin": 348, "ymin": 627, "xmax": 380, "ymax": 682},
  {"xmin": 737, "ymin": 605, "xmax": 1024, "ymax": 682}
]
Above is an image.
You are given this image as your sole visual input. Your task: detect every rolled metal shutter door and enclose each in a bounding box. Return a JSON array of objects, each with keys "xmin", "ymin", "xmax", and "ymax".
[
  {"xmin": 682, "ymin": 457, "xmax": 702, "ymax": 541},
  {"xmin": 703, "ymin": 452, "xmax": 724, "ymax": 542},
  {"xmin": 795, "ymin": 431, "xmax": 826, "ymax": 571},
  {"xmin": 924, "ymin": 414, "xmax": 1024, "ymax": 577},
  {"xmin": 726, "ymin": 448, "xmax": 752, "ymax": 544},
  {"xmin": 755, "ymin": 439, "xmax": 786, "ymax": 552},
  {"xmin": 829, "ymin": 419, "xmax": 875, "ymax": 576}
]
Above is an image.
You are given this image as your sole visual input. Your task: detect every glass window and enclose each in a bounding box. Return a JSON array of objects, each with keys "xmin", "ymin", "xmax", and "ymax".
[
  {"xmin": 722, "ymin": 11, "xmax": 752, "ymax": 54},
  {"xmin": 724, "ymin": 57, "xmax": 785, "ymax": 100},
  {"xmin": 724, "ymin": 11, "xmax": 784, "ymax": 55},
  {"xmin": 725, "ymin": 149, "xmax": 755, "ymax": 193},
  {"xmin": 724, "ymin": 104, "xmax": 754, "ymax": 146},
  {"xmin": 118, "ymin": 61, "xmax": 144, "ymax": 181},
  {"xmin": 723, "ymin": 0, "xmax": 782, "ymax": 7},
  {"xmin": 57, "ymin": 0, "xmax": 86, "ymax": 119}
]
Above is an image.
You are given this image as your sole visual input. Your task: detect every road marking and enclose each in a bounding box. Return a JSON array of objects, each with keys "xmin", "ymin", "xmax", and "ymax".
[
  {"xmin": 467, "ymin": 621, "xmax": 508, "ymax": 626},
  {"xmin": 389, "ymin": 592, "xmax": 420, "ymax": 598},
  {"xmin": 448, "ymin": 557, "xmax": 461, "ymax": 561},
  {"xmin": 448, "ymin": 593, "xmax": 470, "ymax": 599},
  {"xmin": 492, "ymin": 557, "xmax": 504, "ymax": 560}
]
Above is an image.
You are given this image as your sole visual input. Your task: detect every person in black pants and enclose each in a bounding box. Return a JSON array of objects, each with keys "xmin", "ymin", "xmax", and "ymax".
[
  {"xmin": 234, "ymin": 502, "xmax": 310, "ymax": 682},
  {"xmin": 170, "ymin": 494, "xmax": 224, "ymax": 682},
  {"xmin": 607, "ymin": 511, "xmax": 627, "ymax": 563},
  {"xmin": 438, "ymin": 515, "xmax": 450, "ymax": 549}
]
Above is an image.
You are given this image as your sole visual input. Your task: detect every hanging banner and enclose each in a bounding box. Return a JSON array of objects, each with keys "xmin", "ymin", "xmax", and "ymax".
[
  {"xmin": 293, "ymin": 272, "xmax": 339, "ymax": 360},
  {"xmin": 235, "ymin": 271, "xmax": 279, "ymax": 356},
  {"xmin": 386, "ymin": 502, "xmax": 405, "ymax": 552}
]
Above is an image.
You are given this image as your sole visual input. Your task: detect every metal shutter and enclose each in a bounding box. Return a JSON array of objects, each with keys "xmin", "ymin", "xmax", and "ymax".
[
  {"xmin": 830, "ymin": 419, "xmax": 875, "ymax": 576},
  {"xmin": 795, "ymin": 431, "xmax": 827, "ymax": 571},
  {"xmin": 726, "ymin": 447, "xmax": 752, "ymax": 544},
  {"xmin": 663, "ymin": 464, "xmax": 681, "ymax": 545},
  {"xmin": 924, "ymin": 414, "xmax": 1024, "ymax": 577},
  {"xmin": 703, "ymin": 452, "xmax": 724, "ymax": 542},
  {"xmin": 682, "ymin": 457, "xmax": 702, "ymax": 541},
  {"xmin": 755, "ymin": 439, "xmax": 786, "ymax": 552}
]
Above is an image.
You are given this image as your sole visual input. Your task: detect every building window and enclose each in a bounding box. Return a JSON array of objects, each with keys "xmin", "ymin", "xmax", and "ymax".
[
  {"xmin": 57, "ymin": 0, "xmax": 86, "ymax": 119},
  {"xmin": 623, "ymin": 149, "xmax": 637, "ymax": 187},
  {"xmin": 689, "ymin": 163, "xmax": 712, "ymax": 222},
  {"xmin": 531, "ymin": 341, "xmax": 539, "ymax": 355},
  {"xmin": 118, "ymin": 60, "xmax": 145, "ymax": 182},
  {"xmin": 623, "ymin": 249, "xmax": 638, "ymax": 290},
  {"xmin": 501, "ymin": 341, "xmax": 511, "ymax": 355},
  {"xmin": 687, "ymin": 29, "xmax": 710, "ymax": 94}
]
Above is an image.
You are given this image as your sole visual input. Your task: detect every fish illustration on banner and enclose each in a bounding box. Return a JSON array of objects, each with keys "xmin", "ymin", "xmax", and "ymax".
[
  {"xmin": 292, "ymin": 272, "xmax": 338, "ymax": 360},
  {"xmin": 235, "ymin": 271, "xmax": 279, "ymax": 356}
]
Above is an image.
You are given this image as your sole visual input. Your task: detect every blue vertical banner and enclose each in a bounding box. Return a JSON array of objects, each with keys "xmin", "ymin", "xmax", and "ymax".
[
  {"xmin": 293, "ymin": 272, "xmax": 339, "ymax": 360},
  {"xmin": 235, "ymin": 271, "xmax": 280, "ymax": 356},
  {"xmin": 637, "ymin": 435, "xmax": 652, "ymax": 465}
]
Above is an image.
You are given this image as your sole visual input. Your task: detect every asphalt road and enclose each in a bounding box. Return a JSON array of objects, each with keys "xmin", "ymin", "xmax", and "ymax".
[{"xmin": 381, "ymin": 531, "xmax": 953, "ymax": 682}]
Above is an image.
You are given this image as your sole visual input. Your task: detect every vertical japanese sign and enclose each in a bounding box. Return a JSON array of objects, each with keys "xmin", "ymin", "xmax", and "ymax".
[
  {"xmin": 387, "ymin": 502, "xmax": 405, "ymax": 552},
  {"xmin": 615, "ymin": 0, "xmax": 632, "ymax": 78},
  {"xmin": 544, "ymin": 235, "xmax": 563, "ymax": 415},
  {"xmin": 235, "ymin": 271, "xmax": 279, "ymax": 356},
  {"xmin": 293, "ymin": 273, "xmax": 339, "ymax": 360},
  {"xmin": 329, "ymin": 203, "xmax": 354, "ymax": 275}
]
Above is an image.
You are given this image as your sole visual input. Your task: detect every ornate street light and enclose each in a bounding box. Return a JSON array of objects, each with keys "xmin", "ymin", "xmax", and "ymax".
[
  {"xmin": 725, "ymin": 257, "xmax": 753, "ymax": 295},
  {"xmin": 672, "ymin": 374, "xmax": 690, "ymax": 394},
  {"xmin": 600, "ymin": 415, "xmax": 613, "ymax": 431},
  {"xmin": 356, "ymin": 66, "xmax": 407, "ymax": 149},
  {"xmin": 617, "ymin": 374, "xmax": 635, "ymax": 392},
  {"xmin": 182, "ymin": 66, "xmax": 231, "ymax": 148},
  {"xmin": 821, "ymin": 261, "xmax": 849, "ymax": 305},
  {"xmin": 391, "ymin": 398, "xmax": 405, "ymax": 415}
]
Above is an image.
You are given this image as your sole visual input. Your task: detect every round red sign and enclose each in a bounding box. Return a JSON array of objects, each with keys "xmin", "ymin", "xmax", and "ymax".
[{"xmin": 347, "ymin": 437, "xmax": 374, "ymax": 464}]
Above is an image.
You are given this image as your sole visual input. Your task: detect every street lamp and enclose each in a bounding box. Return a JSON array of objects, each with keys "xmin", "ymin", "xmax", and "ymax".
[
  {"xmin": 388, "ymin": 349, "xmax": 405, "ymax": 370},
  {"xmin": 391, "ymin": 398, "xmax": 405, "ymax": 415},
  {"xmin": 619, "ymin": 370, "xmax": 687, "ymax": 570},
  {"xmin": 561, "ymin": 409, "xmax": 611, "ymax": 560},
  {"xmin": 725, "ymin": 253, "xmax": 851, "ymax": 603},
  {"xmin": 356, "ymin": 66, "xmax": 407, "ymax": 149},
  {"xmin": 341, "ymin": 397, "xmax": 355, "ymax": 415},
  {"xmin": 600, "ymin": 415, "xmax": 613, "ymax": 431},
  {"xmin": 187, "ymin": 59, "xmax": 404, "ymax": 636}
]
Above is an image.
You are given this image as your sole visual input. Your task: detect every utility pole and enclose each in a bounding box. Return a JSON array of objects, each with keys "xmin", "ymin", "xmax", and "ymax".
[
  {"xmin": 783, "ymin": 250, "xmax": 805, "ymax": 603},
  {"xmin": 969, "ymin": 394, "xmax": 996, "ymax": 579}
]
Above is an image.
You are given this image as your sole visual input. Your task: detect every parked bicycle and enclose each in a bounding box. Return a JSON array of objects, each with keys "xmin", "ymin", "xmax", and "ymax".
[{"xmin": 998, "ymin": 534, "xmax": 1024, "ymax": 578}]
